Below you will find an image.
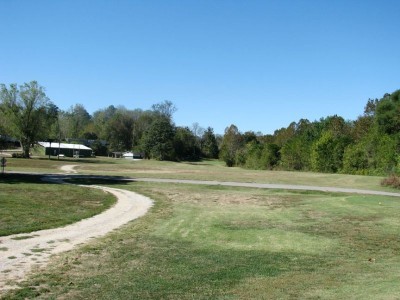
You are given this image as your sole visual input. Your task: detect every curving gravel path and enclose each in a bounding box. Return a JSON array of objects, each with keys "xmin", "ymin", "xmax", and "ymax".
[{"xmin": 0, "ymin": 176, "xmax": 153, "ymax": 293}]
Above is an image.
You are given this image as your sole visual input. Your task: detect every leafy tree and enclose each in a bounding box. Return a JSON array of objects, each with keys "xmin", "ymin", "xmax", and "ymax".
[
  {"xmin": 263, "ymin": 143, "xmax": 280, "ymax": 169},
  {"xmin": 280, "ymin": 137, "xmax": 311, "ymax": 170},
  {"xmin": 343, "ymin": 124, "xmax": 397, "ymax": 175},
  {"xmin": 91, "ymin": 140, "xmax": 108, "ymax": 156},
  {"xmin": 273, "ymin": 122, "xmax": 296, "ymax": 147},
  {"xmin": 106, "ymin": 109, "xmax": 135, "ymax": 152},
  {"xmin": 219, "ymin": 124, "xmax": 243, "ymax": 167},
  {"xmin": 320, "ymin": 115, "xmax": 351, "ymax": 138},
  {"xmin": 364, "ymin": 98, "xmax": 378, "ymax": 116},
  {"xmin": 191, "ymin": 122, "xmax": 204, "ymax": 139},
  {"xmin": 274, "ymin": 119, "xmax": 317, "ymax": 171},
  {"xmin": 0, "ymin": 109, "xmax": 7, "ymax": 135},
  {"xmin": 351, "ymin": 115, "xmax": 374, "ymax": 142},
  {"xmin": 369, "ymin": 133, "xmax": 398, "ymax": 174},
  {"xmin": 242, "ymin": 141, "xmax": 261, "ymax": 169},
  {"xmin": 151, "ymin": 100, "xmax": 177, "ymax": 120},
  {"xmin": 376, "ymin": 90, "xmax": 400, "ymax": 135},
  {"xmin": 132, "ymin": 110, "xmax": 157, "ymax": 149},
  {"xmin": 65, "ymin": 104, "xmax": 92, "ymax": 138},
  {"xmin": 201, "ymin": 127, "xmax": 219, "ymax": 159},
  {"xmin": 82, "ymin": 129, "xmax": 98, "ymax": 140},
  {"xmin": 174, "ymin": 127, "xmax": 198, "ymax": 160},
  {"xmin": 191, "ymin": 122, "xmax": 204, "ymax": 157},
  {"xmin": 311, "ymin": 131, "xmax": 346, "ymax": 173},
  {"xmin": 92, "ymin": 105, "xmax": 117, "ymax": 140},
  {"xmin": 140, "ymin": 116, "xmax": 175, "ymax": 160},
  {"xmin": 243, "ymin": 131, "xmax": 258, "ymax": 144},
  {"xmin": 0, "ymin": 81, "xmax": 58, "ymax": 157},
  {"xmin": 342, "ymin": 142, "xmax": 369, "ymax": 174},
  {"xmin": 243, "ymin": 141, "xmax": 280, "ymax": 170}
]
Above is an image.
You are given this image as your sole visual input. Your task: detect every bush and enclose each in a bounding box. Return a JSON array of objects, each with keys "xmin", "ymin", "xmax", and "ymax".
[{"xmin": 381, "ymin": 174, "xmax": 400, "ymax": 189}]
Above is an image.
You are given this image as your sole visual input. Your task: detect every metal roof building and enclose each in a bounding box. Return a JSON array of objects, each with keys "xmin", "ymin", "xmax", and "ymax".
[{"xmin": 39, "ymin": 142, "xmax": 93, "ymax": 158}]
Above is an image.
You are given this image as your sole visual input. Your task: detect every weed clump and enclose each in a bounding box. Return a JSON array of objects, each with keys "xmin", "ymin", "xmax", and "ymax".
[{"xmin": 381, "ymin": 174, "xmax": 400, "ymax": 189}]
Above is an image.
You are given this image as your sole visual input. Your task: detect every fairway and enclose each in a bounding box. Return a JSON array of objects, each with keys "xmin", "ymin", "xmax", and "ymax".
[{"xmin": 2, "ymin": 159, "xmax": 400, "ymax": 299}]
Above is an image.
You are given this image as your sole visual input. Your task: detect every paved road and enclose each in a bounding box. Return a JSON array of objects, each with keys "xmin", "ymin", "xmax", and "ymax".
[
  {"xmin": 126, "ymin": 177, "xmax": 400, "ymax": 197},
  {"xmin": 8, "ymin": 166, "xmax": 400, "ymax": 198},
  {"xmin": 39, "ymin": 174, "xmax": 400, "ymax": 197}
]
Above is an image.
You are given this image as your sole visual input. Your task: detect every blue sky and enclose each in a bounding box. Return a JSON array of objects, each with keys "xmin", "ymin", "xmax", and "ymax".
[{"xmin": 0, "ymin": 0, "xmax": 399, "ymax": 135}]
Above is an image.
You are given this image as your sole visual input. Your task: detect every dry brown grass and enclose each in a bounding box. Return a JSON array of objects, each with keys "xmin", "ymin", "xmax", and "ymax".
[{"xmin": 381, "ymin": 174, "xmax": 400, "ymax": 189}]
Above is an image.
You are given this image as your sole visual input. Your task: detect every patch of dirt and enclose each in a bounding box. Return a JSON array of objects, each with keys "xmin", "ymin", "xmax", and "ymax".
[
  {"xmin": 60, "ymin": 165, "xmax": 79, "ymax": 174},
  {"xmin": 161, "ymin": 188, "xmax": 299, "ymax": 208}
]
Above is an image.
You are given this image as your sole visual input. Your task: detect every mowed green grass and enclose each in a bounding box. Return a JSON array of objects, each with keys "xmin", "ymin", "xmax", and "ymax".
[
  {"xmin": 5, "ymin": 181, "xmax": 400, "ymax": 299},
  {"xmin": 4, "ymin": 156, "xmax": 394, "ymax": 192},
  {"xmin": 0, "ymin": 174, "xmax": 116, "ymax": 236}
]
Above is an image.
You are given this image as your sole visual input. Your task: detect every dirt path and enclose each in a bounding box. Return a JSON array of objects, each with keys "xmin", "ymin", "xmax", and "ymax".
[
  {"xmin": 59, "ymin": 164, "xmax": 79, "ymax": 174},
  {"xmin": 0, "ymin": 180, "xmax": 153, "ymax": 293}
]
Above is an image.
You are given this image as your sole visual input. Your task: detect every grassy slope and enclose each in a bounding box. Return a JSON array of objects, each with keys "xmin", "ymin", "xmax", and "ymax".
[{"xmin": 5, "ymin": 181, "xmax": 400, "ymax": 299}]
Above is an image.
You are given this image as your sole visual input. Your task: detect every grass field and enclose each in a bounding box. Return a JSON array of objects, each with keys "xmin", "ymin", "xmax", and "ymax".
[
  {"xmin": 0, "ymin": 174, "xmax": 116, "ymax": 236},
  {"xmin": 3, "ymin": 156, "xmax": 394, "ymax": 191},
  {"xmin": 2, "ymin": 157, "xmax": 400, "ymax": 299}
]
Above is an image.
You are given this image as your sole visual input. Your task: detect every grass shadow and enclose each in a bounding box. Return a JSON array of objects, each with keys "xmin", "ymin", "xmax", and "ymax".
[
  {"xmin": 64, "ymin": 175, "xmax": 134, "ymax": 186},
  {"xmin": 0, "ymin": 173, "xmax": 48, "ymax": 184},
  {"xmin": 180, "ymin": 158, "xmax": 223, "ymax": 166},
  {"xmin": 0, "ymin": 173, "xmax": 133, "ymax": 186}
]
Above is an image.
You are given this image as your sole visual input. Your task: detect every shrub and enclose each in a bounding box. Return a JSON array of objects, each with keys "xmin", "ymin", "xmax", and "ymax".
[{"xmin": 381, "ymin": 174, "xmax": 400, "ymax": 189}]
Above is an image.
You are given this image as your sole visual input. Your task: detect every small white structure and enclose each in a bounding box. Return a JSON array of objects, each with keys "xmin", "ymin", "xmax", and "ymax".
[
  {"xmin": 123, "ymin": 152, "xmax": 134, "ymax": 159},
  {"xmin": 122, "ymin": 152, "xmax": 143, "ymax": 160}
]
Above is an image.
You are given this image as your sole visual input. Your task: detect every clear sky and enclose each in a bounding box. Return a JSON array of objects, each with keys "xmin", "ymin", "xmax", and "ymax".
[{"xmin": 0, "ymin": 0, "xmax": 399, "ymax": 135}]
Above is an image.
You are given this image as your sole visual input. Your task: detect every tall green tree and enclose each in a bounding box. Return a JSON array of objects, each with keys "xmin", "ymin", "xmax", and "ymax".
[
  {"xmin": 201, "ymin": 127, "xmax": 219, "ymax": 159},
  {"xmin": 191, "ymin": 122, "xmax": 204, "ymax": 158},
  {"xmin": 106, "ymin": 109, "xmax": 135, "ymax": 152},
  {"xmin": 376, "ymin": 90, "xmax": 400, "ymax": 135},
  {"xmin": 0, "ymin": 81, "xmax": 58, "ymax": 157},
  {"xmin": 342, "ymin": 142, "xmax": 369, "ymax": 174},
  {"xmin": 311, "ymin": 131, "xmax": 343, "ymax": 173},
  {"xmin": 273, "ymin": 122, "xmax": 296, "ymax": 147},
  {"xmin": 140, "ymin": 116, "xmax": 175, "ymax": 160},
  {"xmin": 132, "ymin": 110, "xmax": 157, "ymax": 149},
  {"xmin": 275, "ymin": 119, "xmax": 317, "ymax": 171},
  {"xmin": 369, "ymin": 133, "xmax": 398, "ymax": 174},
  {"xmin": 219, "ymin": 124, "xmax": 243, "ymax": 167},
  {"xmin": 92, "ymin": 105, "xmax": 117, "ymax": 140},
  {"xmin": 280, "ymin": 137, "xmax": 311, "ymax": 170},
  {"xmin": 0, "ymin": 103, "xmax": 11, "ymax": 137},
  {"xmin": 174, "ymin": 127, "xmax": 198, "ymax": 160},
  {"xmin": 65, "ymin": 104, "xmax": 92, "ymax": 138},
  {"xmin": 151, "ymin": 100, "xmax": 177, "ymax": 120}
]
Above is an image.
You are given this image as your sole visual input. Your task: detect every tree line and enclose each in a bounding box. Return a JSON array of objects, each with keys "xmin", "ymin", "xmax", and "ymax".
[
  {"xmin": 220, "ymin": 90, "xmax": 400, "ymax": 175},
  {"xmin": 1, "ymin": 81, "xmax": 399, "ymax": 176},
  {"xmin": 0, "ymin": 81, "xmax": 219, "ymax": 160}
]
